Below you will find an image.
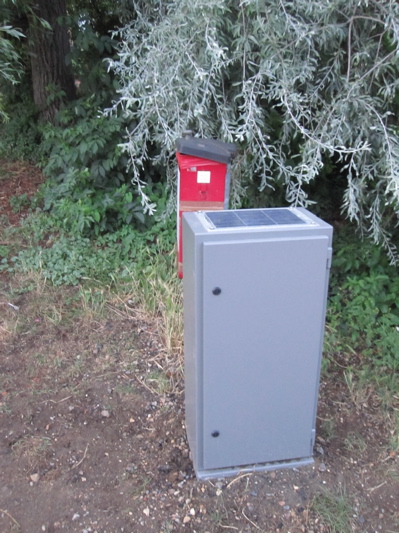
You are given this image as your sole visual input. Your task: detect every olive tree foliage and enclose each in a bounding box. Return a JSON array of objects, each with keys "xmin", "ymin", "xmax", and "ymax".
[{"xmin": 108, "ymin": 0, "xmax": 399, "ymax": 259}]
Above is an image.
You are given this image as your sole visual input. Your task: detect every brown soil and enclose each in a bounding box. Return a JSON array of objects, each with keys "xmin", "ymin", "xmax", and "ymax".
[
  {"xmin": 0, "ymin": 160, "xmax": 44, "ymax": 226},
  {"xmin": 1, "ymin": 161, "xmax": 398, "ymax": 533}
]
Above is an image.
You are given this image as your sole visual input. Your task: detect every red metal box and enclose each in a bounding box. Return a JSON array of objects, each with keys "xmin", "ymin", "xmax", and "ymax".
[{"xmin": 176, "ymin": 137, "xmax": 236, "ymax": 278}]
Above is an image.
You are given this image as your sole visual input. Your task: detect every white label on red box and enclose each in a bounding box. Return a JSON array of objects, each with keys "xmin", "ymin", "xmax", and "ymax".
[{"xmin": 197, "ymin": 171, "xmax": 211, "ymax": 184}]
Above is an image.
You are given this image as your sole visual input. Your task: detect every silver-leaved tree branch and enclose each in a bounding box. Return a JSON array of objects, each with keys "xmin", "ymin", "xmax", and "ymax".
[{"xmin": 107, "ymin": 0, "xmax": 399, "ymax": 261}]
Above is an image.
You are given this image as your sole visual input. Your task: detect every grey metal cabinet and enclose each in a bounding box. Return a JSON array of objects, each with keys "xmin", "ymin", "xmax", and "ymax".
[{"xmin": 182, "ymin": 208, "xmax": 333, "ymax": 479}]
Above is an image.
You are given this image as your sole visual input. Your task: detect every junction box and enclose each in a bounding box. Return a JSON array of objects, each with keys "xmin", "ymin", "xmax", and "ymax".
[{"xmin": 182, "ymin": 207, "xmax": 333, "ymax": 479}]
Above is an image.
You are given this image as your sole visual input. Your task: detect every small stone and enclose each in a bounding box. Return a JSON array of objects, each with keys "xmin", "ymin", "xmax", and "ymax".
[
  {"xmin": 183, "ymin": 516, "xmax": 191, "ymax": 524},
  {"xmin": 143, "ymin": 507, "xmax": 150, "ymax": 517},
  {"xmin": 318, "ymin": 462, "xmax": 327, "ymax": 472},
  {"xmin": 298, "ymin": 487, "xmax": 308, "ymax": 501},
  {"xmin": 30, "ymin": 473, "xmax": 40, "ymax": 483},
  {"xmin": 101, "ymin": 410, "xmax": 110, "ymax": 418},
  {"xmin": 72, "ymin": 513, "xmax": 80, "ymax": 521},
  {"xmin": 316, "ymin": 445, "xmax": 324, "ymax": 455},
  {"xmin": 158, "ymin": 465, "xmax": 171, "ymax": 474}
]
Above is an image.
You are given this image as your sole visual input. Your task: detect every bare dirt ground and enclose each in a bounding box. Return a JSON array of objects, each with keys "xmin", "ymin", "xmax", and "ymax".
[{"xmin": 1, "ymin": 161, "xmax": 399, "ymax": 533}]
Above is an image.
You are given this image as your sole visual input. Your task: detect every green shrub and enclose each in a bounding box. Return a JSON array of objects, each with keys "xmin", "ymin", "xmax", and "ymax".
[
  {"xmin": 0, "ymin": 97, "xmax": 43, "ymax": 161},
  {"xmin": 40, "ymin": 96, "xmax": 151, "ymax": 235},
  {"xmin": 327, "ymin": 228, "xmax": 399, "ymax": 369}
]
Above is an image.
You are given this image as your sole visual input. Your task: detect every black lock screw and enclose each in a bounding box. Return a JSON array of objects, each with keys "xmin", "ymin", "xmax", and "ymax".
[{"xmin": 212, "ymin": 287, "xmax": 221, "ymax": 295}]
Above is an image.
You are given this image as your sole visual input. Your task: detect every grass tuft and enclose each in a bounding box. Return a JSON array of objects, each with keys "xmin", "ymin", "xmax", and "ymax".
[{"xmin": 311, "ymin": 487, "xmax": 353, "ymax": 533}]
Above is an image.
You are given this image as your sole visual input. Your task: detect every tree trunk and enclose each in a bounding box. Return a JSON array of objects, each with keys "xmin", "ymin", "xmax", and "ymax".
[{"xmin": 28, "ymin": 0, "xmax": 76, "ymax": 123}]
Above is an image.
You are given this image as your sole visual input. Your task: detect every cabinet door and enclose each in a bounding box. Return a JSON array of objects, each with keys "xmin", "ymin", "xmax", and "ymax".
[{"xmin": 201, "ymin": 236, "xmax": 329, "ymax": 470}]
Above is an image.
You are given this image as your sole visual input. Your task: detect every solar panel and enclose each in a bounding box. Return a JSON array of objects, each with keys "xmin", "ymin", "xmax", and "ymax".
[
  {"xmin": 205, "ymin": 209, "xmax": 306, "ymax": 229},
  {"xmin": 205, "ymin": 212, "xmax": 246, "ymax": 228},
  {"xmin": 237, "ymin": 210, "xmax": 276, "ymax": 226},
  {"xmin": 263, "ymin": 209, "xmax": 305, "ymax": 225}
]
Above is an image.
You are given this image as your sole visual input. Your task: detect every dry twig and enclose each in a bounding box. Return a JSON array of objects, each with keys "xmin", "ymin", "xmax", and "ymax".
[
  {"xmin": 71, "ymin": 444, "xmax": 89, "ymax": 470},
  {"xmin": 242, "ymin": 508, "xmax": 262, "ymax": 530},
  {"xmin": 0, "ymin": 509, "xmax": 21, "ymax": 529},
  {"xmin": 226, "ymin": 473, "xmax": 252, "ymax": 489}
]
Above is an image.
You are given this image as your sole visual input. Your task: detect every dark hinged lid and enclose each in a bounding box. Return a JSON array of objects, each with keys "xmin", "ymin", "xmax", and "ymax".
[{"xmin": 176, "ymin": 137, "xmax": 237, "ymax": 164}]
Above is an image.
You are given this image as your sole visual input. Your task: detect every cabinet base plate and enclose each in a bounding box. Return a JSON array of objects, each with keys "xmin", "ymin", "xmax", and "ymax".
[{"xmin": 196, "ymin": 456, "xmax": 314, "ymax": 480}]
